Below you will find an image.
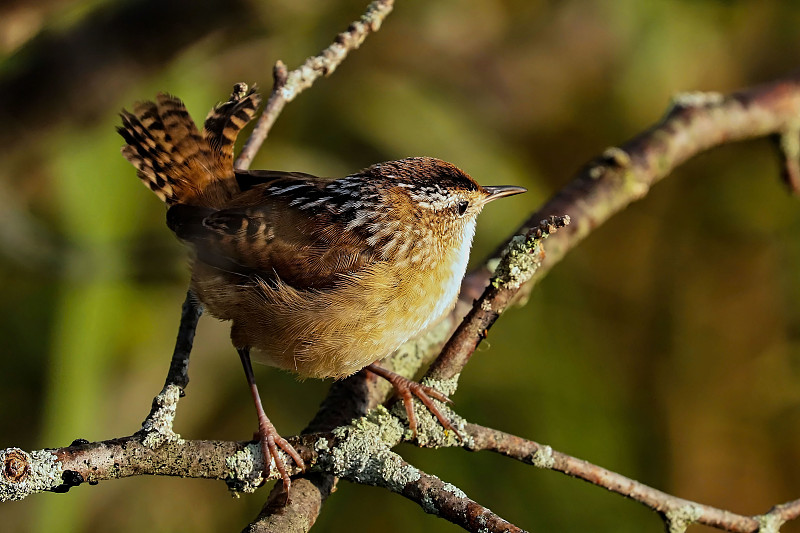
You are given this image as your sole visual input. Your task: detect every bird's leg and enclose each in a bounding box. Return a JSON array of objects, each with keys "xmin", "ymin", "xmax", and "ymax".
[
  {"xmin": 365, "ymin": 363, "xmax": 462, "ymax": 440},
  {"xmin": 237, "ymin": 347, "xmax": 306, "ymax": 495}
]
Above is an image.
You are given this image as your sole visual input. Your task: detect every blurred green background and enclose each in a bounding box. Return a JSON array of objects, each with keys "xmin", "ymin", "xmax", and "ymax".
[{"xmin": 2, "ymin": 0, "xmax": 800, "ymax": 531}]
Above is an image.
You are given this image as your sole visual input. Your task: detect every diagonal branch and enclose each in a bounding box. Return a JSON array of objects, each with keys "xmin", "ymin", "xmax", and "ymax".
[
  {"xmin": 425, "ymin": 215, "xmax": 569, "ymax": 383},
  {"xmin": 387, "ymin": 462, "xmax": 526, "ymax": 533},
  {"xmin": 431, "ymin": 76, "xmax": 800, "ymax": 385}
]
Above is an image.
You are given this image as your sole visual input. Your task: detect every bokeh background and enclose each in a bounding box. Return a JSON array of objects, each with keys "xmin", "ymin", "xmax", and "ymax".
[{"xmin": 2, "ymin": 0, "xmax": 800, "ymax": 531}]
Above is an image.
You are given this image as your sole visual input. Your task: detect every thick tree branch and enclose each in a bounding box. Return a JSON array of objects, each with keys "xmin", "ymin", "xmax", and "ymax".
[{"xmin": 484, "ymin": 81, "xmax": 800, "ymax": 288}]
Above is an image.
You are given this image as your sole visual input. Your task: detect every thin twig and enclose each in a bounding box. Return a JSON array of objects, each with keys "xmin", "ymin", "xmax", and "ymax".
[
  {"xmin": 465, "ymin": 423, "xmax": 800, "ymax": 532},
  {"xmin": 772, "ymin": 127, "xmax": 800, "ymax": 194},
  {"xmin": 235, "ymin": 0, "xmax": 395, "ymax": 170},
  {"xmin": 164, "ymin": 290, "xmax": 202, "ymax": 391}
]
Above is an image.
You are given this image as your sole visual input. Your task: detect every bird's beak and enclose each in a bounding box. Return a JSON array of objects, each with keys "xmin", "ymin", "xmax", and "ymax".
[{"xmin": 483, "ymin": 185, "xmax": 527, "ymax": 203}]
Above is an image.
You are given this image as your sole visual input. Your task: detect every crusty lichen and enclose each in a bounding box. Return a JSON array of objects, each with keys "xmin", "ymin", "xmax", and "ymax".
[
  {"xmin": 664, "ymin": 504, "xmax": 703, "ymax": 533},
  {"xmin": 141, "ymin": 384, "xmax": 183, "ymax": 448},
  {"xmin": 225, "ymin": 443, "xmax": 263, "ymax": 495},
  {"xmin": 530, "ymin": 444, "xmax": 555, "ymax": 469},
  {"xmin": 0, "ymin": 448, "xmax": 62, "ymax": 502},
  {"xmin": 491, "ymin": 216, "xmax": 569, "ymax": 291},
  {"xmin": 441, "ymin": 481, "xmax": 467, "ymax": 500},
  {"xmin": 325, "ymin": 406, "xmax": 419, "ymax": 492},
  {"xmin": 757, "ymin": 512, "xmax": 783, "ymax": 533},
  {"xmin": 491, "ymin": 234, "xmax": 545, "ymax": 291}
]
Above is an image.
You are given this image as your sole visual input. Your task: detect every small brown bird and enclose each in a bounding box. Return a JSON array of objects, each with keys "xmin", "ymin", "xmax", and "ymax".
[{"xmin": 118, "ymin": 85, "xmax": 525, "ymax": 494}]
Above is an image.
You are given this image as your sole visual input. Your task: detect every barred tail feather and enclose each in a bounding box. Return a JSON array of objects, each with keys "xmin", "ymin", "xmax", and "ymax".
[
  {"xmin": 119, "ymin": 91, "xmax": 251, "ymax": 207},
  {"xmin": 203, "ymin": 83, "xmax": 261, "ymax": 164}
]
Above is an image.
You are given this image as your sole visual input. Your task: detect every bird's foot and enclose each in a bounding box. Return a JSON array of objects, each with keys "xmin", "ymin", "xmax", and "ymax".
[
  {"xmin": 254, "ymin": 416, "xmax": 306, "ymax": 499},
  {"xmin": 366, "ymin": 363, "xmax": 463, "ymax": 441}
]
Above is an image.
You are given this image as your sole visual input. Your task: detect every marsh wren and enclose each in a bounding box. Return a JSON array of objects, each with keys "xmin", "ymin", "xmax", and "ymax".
[{"xmin": 118, "ymin": 85, "xmax": 526, "ymax": 494}]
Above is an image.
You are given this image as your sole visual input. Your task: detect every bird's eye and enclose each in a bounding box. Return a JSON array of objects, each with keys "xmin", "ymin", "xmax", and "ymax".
[{"xmin": 457, "ymin": 200, "xmax": 469, "ymax": 216}]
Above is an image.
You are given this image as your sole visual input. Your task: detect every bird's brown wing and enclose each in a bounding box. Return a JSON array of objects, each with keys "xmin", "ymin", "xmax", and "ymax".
[
  {"xmin": 167, "ymin": 177, "xmax": 377, "ymax": 290},
  {"xmin": 234, "ymin": 169, "xmax": 326, "ymax": 192}
]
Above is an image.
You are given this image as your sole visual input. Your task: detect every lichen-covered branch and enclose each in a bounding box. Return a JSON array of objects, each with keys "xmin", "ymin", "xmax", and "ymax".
[
  {"xmin": 425, "ymin": 216, "xmax": 569, "ymax": 382},
  {"xmin": 235, "ymin": 0, "xmax": 395, "ymax": 170},
  {"xmin": 1, "ymin": 410, "xmax": 524, "ymax": 533},
  {"xmin": 466, "ymin": 78, "xmax": 800, "ymax": 302},
  {"xmin": 1, "ymin": 438, "xmax": 253, "ymax": 502},
  {"xmin": 5, "ymin": 401, "xmax": 799, "ymax": 533},
  {"xmin": 442, "ymin": 77, "xmax": 800, "ymax": 386}
]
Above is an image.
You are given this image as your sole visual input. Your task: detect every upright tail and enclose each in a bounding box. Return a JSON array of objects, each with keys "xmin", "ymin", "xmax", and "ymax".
[{"xmin": 118, "ymin": 83, "xmax": 261, "ymax": 207}]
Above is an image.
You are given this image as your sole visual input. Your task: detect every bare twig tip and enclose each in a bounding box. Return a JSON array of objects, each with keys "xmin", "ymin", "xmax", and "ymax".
[
  {"xmin": 772, "ymin": 129, "xmax": 800, "ymax": 194},
  {"xmin": 272, "ymin": 61, "xmax": 289, "ymax": 85}
]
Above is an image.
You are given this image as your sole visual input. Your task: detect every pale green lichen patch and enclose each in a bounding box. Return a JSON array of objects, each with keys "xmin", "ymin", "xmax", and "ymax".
[
  {"xmin": 314, "ymin": 437, "xmax": 330, "ymax": 453},
  {"xmin": 327, "ymin": 406, "xmax": 418, "ymax": 492},
  {"xmin": 383, "ymin": 378, "xmax": 465, "ymax": 448},
  {"xmin": 530, "ymin": 444, "xmax": 555, "ymax": 469},
  {"xmin": 441, "ymin": 481, "xmax": 467, "ymax": 500},
  {"xmin": 664, "ymin": 504, "xmax": 703, "ymax": 533},
  {"xmin": 0, "ymin": 448, "xmax": 62, "ymax": 502},
  {"xmin": 492, "ymin": 235, "xmax": 544, "ymax": 291},
  {"xmin": 757, "ymin": 512, "xmax": 783, "ymax": 533},
  {"xmin": 420, "ymin": 375, "xmax": 460, "ymax": 397},
  {"xmin": 141, "ymin": 384, "xmax": 183, "ymax": 448},
  {"xmin": 225, "ymin": 444, "xmax": 262, "ymax": 495},
  {"xmin": 492, "ymin": 216, "xmax": 569, "ymax": 291}
]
